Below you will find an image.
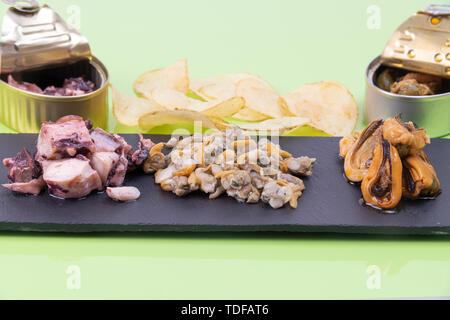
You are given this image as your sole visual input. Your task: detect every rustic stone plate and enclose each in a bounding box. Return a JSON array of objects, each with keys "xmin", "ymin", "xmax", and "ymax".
[{"xmin": 0, "ymin": 134, "xmax": 448, "ymax": 235}]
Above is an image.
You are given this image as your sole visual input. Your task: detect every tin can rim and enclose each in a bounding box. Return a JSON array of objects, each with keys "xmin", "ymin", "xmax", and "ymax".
[
  {"xmin": 366, "ymin": 55, "xmax": 450, "ymax": 101},
  {"xmin": 0, "ymin": 56, "xmax": 109, "ymax": 101}
]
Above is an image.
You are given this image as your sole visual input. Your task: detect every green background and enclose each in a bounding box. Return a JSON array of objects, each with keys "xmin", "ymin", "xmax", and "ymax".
[{"xmin": 0, "ymin": 0, "xmax": 449, "ymax": 299}]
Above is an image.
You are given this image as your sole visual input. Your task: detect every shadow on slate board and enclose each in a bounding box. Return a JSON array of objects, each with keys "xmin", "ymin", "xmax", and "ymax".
[{"xmin": 0, "ymin": 134, "xmax": 448, "ymax": 235}]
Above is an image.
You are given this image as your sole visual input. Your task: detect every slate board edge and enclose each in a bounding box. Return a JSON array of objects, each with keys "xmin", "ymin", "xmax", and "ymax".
[{"xmin": 0, "ymin": 222, "xmax": 449, "ymax": 236}]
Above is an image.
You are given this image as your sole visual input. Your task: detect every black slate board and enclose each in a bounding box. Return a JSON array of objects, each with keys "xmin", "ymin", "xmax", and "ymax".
[{"xmin": 0, "ymin": 134, "xmax": 449, "ymax": 235}]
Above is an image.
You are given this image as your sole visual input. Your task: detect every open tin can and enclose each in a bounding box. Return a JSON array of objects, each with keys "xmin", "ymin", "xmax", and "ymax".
[
  {"xmin": 0, "ymin": 0, "xmax": 108, "ymax": 133},
  {"xmin": 365, "ymin": 4, "xmax": 450, "ymax": 138}
]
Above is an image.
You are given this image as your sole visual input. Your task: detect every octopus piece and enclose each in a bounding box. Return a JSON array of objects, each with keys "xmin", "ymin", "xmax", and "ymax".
[
  {"xmin": 132, "ymin": 133, "xmax": 155, "ymax": 167},
  {"xmin": 2, "ymin": 176, "xmax": 46, "ymax": 195},
  {"xmin": 382, "ymin": 116, "xmax": 430, "ymax": 157},
  {"xmin": 3, "ymin": 148, "xmax": 42, "ymax": 183},
  {"xmin": 286, "ymin": 157, "xmax": 316, "ymax": 177},
  {"xmin": 108, "ymin": 156, "xmax": 128, "ymax": 187},
  {"xmin": 90, "ymin": 128, "xmax": 123, "ymax": 153},
  {"xmin": 90, "ymin": 152, "xmax": 120, "ymax": 187},
  {"xmin": 90, "ymin": 128, "xmax": 132, "ymax": 187},
  {"xmin": 36, "ymin": 116, "xmax": 95, "ymax": 161},
  {"xmin": 42, "ymin": 156, "xmax": 102, "ymax": 199},
  {"xmin": 8, "ymin": 75, "xmax": 43, "ymax": 94},
  {"xmin": 2, "ymin": 148, "xmax": 45, "ymax": 195},
  {"xmin": 106, "ymin": 186, "xmax": 141, "ymax": 202}
]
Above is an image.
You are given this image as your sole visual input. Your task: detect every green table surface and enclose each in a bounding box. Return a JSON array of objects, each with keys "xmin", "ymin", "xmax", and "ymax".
[{"xmin": 0, "ymin": 0, "xmax": 449, "ymax": 299}]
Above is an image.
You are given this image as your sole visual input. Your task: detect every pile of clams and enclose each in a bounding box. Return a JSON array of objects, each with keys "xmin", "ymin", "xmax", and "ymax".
[
  {"xmin": 340, "ymin": 116, "xmax": 440, "ymax": 210},
  {"xmin": 142, "ymin": 126, "xmax": 315, "ymax": 209}
]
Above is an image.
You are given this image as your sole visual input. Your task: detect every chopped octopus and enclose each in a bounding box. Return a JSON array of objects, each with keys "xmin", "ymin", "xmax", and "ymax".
[{"xmin": 2, "ymin": 115, "xmax": 147, "ymax": 201}]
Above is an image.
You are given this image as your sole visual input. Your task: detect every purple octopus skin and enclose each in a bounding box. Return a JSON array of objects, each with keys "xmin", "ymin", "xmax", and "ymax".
[
  {"xmin": 2, "ymin": 148, "xmax": 45, "ymax": 195},
  {"xmin": 3, "ymin": 148, "xmax": 42, "ymax": 183},
  {"xmin": 8, "ymin": 75, "xmax": 95, "ymax": 96}
]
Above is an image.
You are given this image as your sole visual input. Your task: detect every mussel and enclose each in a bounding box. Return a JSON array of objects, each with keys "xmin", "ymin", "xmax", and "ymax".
[
  {"xmin": 344, "ymin": 120, "xmax": 383, "ymax": 182},
  {"xmin": 361, "ymin": 140, "xmax": 403, "ymax": 209},
  {"xmin": 376, "ymin": 69, "xmax": 395, "ymax": 92},
  {"xmin": 382, "ymin": 116, "xmax": 430, "ymax": 157},
  {"xmin": 402, "ymin": 151, "xmax": 440, "ymax": 199}
]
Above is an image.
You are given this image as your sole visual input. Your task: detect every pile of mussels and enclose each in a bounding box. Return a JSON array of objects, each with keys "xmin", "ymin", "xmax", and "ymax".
[{"xmin": 339, "ymin": 116, "xmax": 440, "ymax": 210}]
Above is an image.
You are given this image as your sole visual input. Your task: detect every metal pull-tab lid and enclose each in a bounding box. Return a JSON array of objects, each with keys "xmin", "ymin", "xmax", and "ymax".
[
  {"xmin": 0, "ymin": 0, "xmax": 91, "ymax": 74},
  {"xmin": 380, "ymin": 3, "xmax": 450, "ymax": 78}
]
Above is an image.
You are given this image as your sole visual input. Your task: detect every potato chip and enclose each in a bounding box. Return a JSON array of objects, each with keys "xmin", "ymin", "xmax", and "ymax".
[
  {"xmin": 231, "ymin": 107, "xmax": 271, "ymax": 122},
  {"xmin": 150, "ymin": 87, "xmax": 244, "ymax": 117},
  {"xmin": 221, "ymin": 72, "xmax": 272, "ymax": 90},
  {"xmin": 133, "ymin": 59, "xmax": 189, "ymax": 99},
  {"xmin": 150, "ymin": 87, "xmax": 196, "ymax": 110},
  {"xmin": 138, "ymin": 110, "xmax": 219, "ymax": 131},
  {"xmin": 238, "ymin": 117, "xmax": 310, "ymax": 133},
  {"xmin": 112, "ymin": 85, "xmax": 165, "ymax": 127},
  {"xmin": 283, "ymin": 81, "xmax": 358, "ymax": 136},
  {"xmin": 235, "ymin": 78, "xmax": 290, "ymax": 119},
  {"xmin": 200, "ymin": 97, "xmax": 245, "ymax": 118},
  {"xmin": 190, "ymin": 77, "xmax": 236, "ymax": 101}
]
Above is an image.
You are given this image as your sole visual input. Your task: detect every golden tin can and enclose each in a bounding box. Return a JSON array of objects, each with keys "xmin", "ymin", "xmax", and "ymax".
[
  {"xmin": 365, "ymin": 4, "xmax": 450, "ymax": 138},
  {"xmin": 0, "ymin": 1, "xmax": 109, "ymax": 133}
]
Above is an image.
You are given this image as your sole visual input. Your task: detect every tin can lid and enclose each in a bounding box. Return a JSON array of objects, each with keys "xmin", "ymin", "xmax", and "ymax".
[
  {"xmin": 380, "ymin": 4, "xmax": 450, "ymax": 79},
  {"xmin": 0, "ymin": 0, "xmax": 91, "ymax": 74}
]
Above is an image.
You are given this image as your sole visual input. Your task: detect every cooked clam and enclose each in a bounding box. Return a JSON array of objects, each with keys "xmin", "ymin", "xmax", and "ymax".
[
  {"xmin": 361, "ymin": 140, "xmax": 403, "ymax": 210},
  {"xmin": 147, "ymin": 126, "xmax": 314, "ymax": 209},
  {"xmin": 286, "ymin": 157, "xmax": 316, "ymax": 177},
  {"xmin": 391, "ymin": 79, "xmax": 433, "ymax": 96},
  {"xmin": 261, "ymin": 181, "xmax": 293, "ymax": 209}
]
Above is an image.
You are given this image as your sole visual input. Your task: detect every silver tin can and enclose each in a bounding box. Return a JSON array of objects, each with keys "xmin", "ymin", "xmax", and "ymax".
[
  {"xmin": 0, "ymin": 56, "xmax": 109, "ymax": 132},
  {"xmin": 0, "ymin": 2, "xmax": 109, "ymax": 133},
  {"xmin": 365, "ymin": 56, "xmax": 450, "ymax": 138}
]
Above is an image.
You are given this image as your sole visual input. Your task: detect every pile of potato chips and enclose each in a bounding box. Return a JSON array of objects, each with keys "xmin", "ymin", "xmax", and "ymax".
[{"xmin": 112, "ymin": 59, "xmax": 358, "ymax": 136}]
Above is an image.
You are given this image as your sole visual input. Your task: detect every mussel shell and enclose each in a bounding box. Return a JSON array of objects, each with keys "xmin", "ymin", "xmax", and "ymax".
[
  {"xmin": 361, "ymin": 140, "xmax": 403, "ymax": 210},
  {"xmin": 344, "ymin": 120, "xmax": 383, "ymax": 183},
  {"xmin": 402, "ymin": 152, "xmax": 440, "ymax": 199},
  {"xmin": 382, "ymin": 115, "xmax": 429, "ymax": 157}
]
